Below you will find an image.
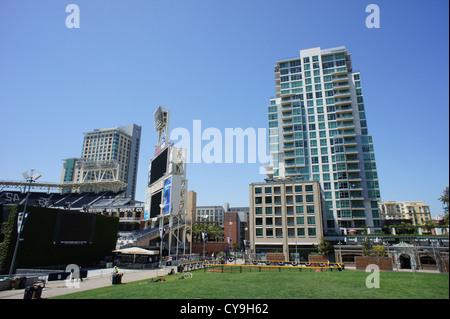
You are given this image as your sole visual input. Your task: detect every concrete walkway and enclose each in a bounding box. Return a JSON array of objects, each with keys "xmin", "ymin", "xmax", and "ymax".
[{"xmin": 0, "ymin": 266, "xmax": 173, "ymax": 299}]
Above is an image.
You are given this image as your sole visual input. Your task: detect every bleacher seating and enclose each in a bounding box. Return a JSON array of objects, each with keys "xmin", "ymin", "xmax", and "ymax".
[{"xmin": 0, "ymin": 190, "xmax": 128, "ymax": 210}]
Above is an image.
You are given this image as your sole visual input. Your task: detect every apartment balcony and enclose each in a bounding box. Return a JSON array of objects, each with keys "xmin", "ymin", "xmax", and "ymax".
[
  {"xmin": 285, "ymin": 160, "xmax": 296, "ymax": 168},
  {"xmin": 332, "ymin": 67, "xmax": 348, "ymax": 76},
  {"xmin": 335, "ymin": 98, "xmax": 352, "ymax": 106},
  {"xmin": 336, "ymin": 114, "xmax": 354, "ymax": 122},
  {"xmin": 335, "ymin": 105, "xmax": 353, "ymax": 114},
  {"xmin": 282, "ymin": 120, "xmax": 293, "ymax": 128},
  {"xmin": 284, "ymin": 136, "xmax": 294, "ymax": 142},
  {"xmin": 341, "ymin": 130, "xmax": 356, "ymax": 137},
  {"xmin": 347, "ymin": 164, "xmax": 361, "ymax": 172},
  {"xmin": 337, "ymin": 122, "xmax": 355, "ymax": 130},
  {"xmin": 349, "ymin": 182, "xmax": 363, "ymax": 190},
  {"xmin": 332, "ymin": 74, "xmax": 348, "ymax": 83},
  {"xmin": 284, "ymin": 151, "xmax": 295, "ymax": 159},
  {"xmin": 348, "ymin": 173, "xmax": 362, "ymax": 182},
  {"xmin": 333, "ymin": 82, "xmax": 350, "ymax": 90},
  {"xmin": 284, "ymin": 143, "xmax": 295, "ymax": 150},
  {"xmin": 344, "ymin": 138, "xmax": 357, "ymax": 146},
  {"xmin": 350, "ymin": 191, "xmax": 364, "ymax": 200},
  {"xmin": 333, "ymin": 90, "xmax": 351, "ymax": 99},
  {"xmin": 282, "ymin": 128, "xmax": 294, "ymax": 136},
  {"xmin": 282, "ymin": 113, "xmax": 293, "ymax": 120},
  {"xmin": 345, "ymin": 146, "xmax": 358, "ymax": 155}
]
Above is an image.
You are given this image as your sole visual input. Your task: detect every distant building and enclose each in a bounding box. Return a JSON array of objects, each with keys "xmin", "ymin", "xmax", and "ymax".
[
  {"xmin": 196, "ymin": 202, "xmax": 249, "ymax": 226},
  {"xmin": 249, "ymin": 180, "xmax": 323, "ymax": 261},
  {"xmin": 378, "ymin": 201, "xmax": 432, "ymax": 226},
  {"xmin": 61, "ymin": 124, "xmax": 141, "ymax": 200}
]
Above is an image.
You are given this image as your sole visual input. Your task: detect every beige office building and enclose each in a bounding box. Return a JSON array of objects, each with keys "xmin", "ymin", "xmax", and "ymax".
[
  {"xmin": 249, "ymin": 180, "xmax": 323, "ymax": 261},
  {"xmin": 378, "ymin": 201, "xmax": 432, "ymax": 226}
]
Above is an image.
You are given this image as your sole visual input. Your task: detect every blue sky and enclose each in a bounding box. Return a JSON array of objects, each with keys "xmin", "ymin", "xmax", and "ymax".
[{"xmin": 0, "ymin": 0, "xmax": 448, "ymax": 216}]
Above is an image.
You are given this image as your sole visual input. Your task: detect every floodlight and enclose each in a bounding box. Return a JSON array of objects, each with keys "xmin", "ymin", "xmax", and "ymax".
[
  {"xmin": 32, "ymin": 172, "xmax": 42, "ymax": 180},
  {"xmin": 22, "ymin": 171, "xmax": 30, "ymax": 179},
  {"xmin": 153, "ymin": 105, "xmax": 167, "ymax": 131}
]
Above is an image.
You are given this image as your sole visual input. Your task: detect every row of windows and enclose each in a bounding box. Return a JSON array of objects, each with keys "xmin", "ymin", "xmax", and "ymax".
[
  {"xmin": 255, "ymin": 195, "xmax": 315, "ymax": 205},
  {"xmin": 256, "ymin": 216, "xmax": 316, "ymax": 226},
  {"xmin": 255, "ymin": 227, "xmax": 317, "ymax": 237},
  {"xmin": 254, "ymin": 184, "xmax": 314, "ymax": 194},
  {"xmin": 255, "ymin": 205, "xmax": 316, "ymax": 215}
]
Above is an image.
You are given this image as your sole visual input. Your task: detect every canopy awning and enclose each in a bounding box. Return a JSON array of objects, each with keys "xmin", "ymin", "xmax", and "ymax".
[{"xmin": 113, "ymin": 247, "xmax": 159, "ymax": 255}]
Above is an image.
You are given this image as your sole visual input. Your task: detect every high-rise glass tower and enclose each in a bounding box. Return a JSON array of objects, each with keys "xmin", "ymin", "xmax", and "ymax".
[{"xmin": 266, "ymin": 46, "xmax": 381, "ymax": 236}]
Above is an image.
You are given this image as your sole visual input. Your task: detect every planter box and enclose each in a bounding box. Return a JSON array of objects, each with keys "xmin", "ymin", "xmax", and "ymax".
[{"xmin": 0, "ymin": 279, "xmax": 12, "ymax": 291}]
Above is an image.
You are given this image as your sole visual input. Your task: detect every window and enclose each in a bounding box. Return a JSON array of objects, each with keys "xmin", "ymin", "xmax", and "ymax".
[
  {"xmin": 265, "ymin": 196, "xmax": 272, "ymax": 204},
  {"xmin": 305, "ymin": 185, "xmax": 313, "ymax": 192},
  {"xmin": 306, "ymin": 195, "xmax": 314, "ymax": 202},
  {"xmin": 296, "ymin": 206, "xmax": 304, "ymax": 214},
  {"xmin": 256, "ymin": 228, "xmax": 263, "ymax": 236},
  {"xmin": 308, "ymin": 228, "xmax": 317, "ymax": 236},
  {"xmin": 297, "ymin": 228, "xmax": 305, "ymax": 236},
  {"xmin": 297, "ymin": 217, "xmax": 304, "ymax": 225},
  {"xmin": 255, "ymin": 207, "xmax": 262, "ymax": 215},
  {"xmin": 307, "ymin": 217, "xmax": 316, "ymax": 225},
  {"xmin": 255, "ymin": 197, "xmax": 262, "ymax": 204},
  {"xmin": 307, "ymin": 206, "xmax": 315, "ymax": 214},
  {"xmin": 265, "ymin": 187, "xmax": 272, "ymax": 194},
  {"xmin": 265, "ymin": 207, "xmax": 273, "ymax": 215},
  {"xmin": 295, "ymin": 195, "xmax": 303, "ymax": 203},
  {"xmin": 255, "ymin": 187, "xmax": 262, "ymax": 194}
]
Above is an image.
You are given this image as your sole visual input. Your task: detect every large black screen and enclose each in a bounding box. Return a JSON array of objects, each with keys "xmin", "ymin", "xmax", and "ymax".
[
  {"xmin": 149, "ymin": 148, "xmax": 168, "ymax": 186},
  {"xmin": 150, "ymin": 190, "xmax": 162, "ymax": 219},
  {"xmin": 54, "ymin": 212, "xmax": 95, "ymax": 245}
]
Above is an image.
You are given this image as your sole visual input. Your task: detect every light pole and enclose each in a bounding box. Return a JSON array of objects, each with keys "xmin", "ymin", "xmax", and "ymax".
[
  {"xmin": 9, "ymin": 170, "xmax": 41, "ymax": 278},
  {"xmin": 158, "ymin": 199, "xmax": 167, "ymax": 268},
  {"xmin": 201, "ymin": 214, "xmax": 209, "ymax": 260}
]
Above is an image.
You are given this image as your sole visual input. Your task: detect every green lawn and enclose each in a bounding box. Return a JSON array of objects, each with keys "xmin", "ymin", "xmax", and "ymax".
[{"xmin": 53, "ymin": 268, "xmax": 449, "ymax": 299}]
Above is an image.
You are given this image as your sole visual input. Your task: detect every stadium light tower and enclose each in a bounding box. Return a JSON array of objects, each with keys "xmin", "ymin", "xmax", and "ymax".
[
  {"xmin": 9, "ymin": 170, "xmax": 41, "ymax": 277},
  {"xmin": 153, "ymin": 105, "xmax": 169, "ymax": 147}
]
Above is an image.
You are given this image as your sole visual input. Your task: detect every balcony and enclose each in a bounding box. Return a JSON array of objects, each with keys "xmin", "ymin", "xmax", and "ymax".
[
  {"xmin": 344, "ymin": 138, "xmax": 357, "ymax": 146},
  {"xmin": 337, "ymin": 122, "xmax": 355, "ymax": 130},
  {"xmin": 284, "ymin": 151, "xmax": 295, "ymax": 159},
  {"xmin": 282, "ymin": 120, "xmax": 293, "ymax": 128},
  {"xmin": 332, "ymin": 74, "xmax": 348, "ymax": 83},
  {"xmin": 345, "ymin": 147, "xmax": 358, "ymax": 155},
  {"xmin": 333, "ymin": 90, "xmax": 351, "ymax": 98},
  {"xmin": 282, "ymin": 129, "xmax": 294, "ymax": 136},
  {"xmin": 333, "ymin": 82, "xmax": 350, "ymax": 90},
  {"xmin": 335, "ymin": 98, "xmax": 352, "ymax": 106},
  {"xmin": 337, "ymin": 114, "xmax": 354, "ymax": 122},
  {"xmin": 335, "ymin": 105, "xmax": 353, "ymax": 114}
]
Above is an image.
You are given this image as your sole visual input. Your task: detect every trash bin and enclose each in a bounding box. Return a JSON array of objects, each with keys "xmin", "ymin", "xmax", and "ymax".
[
  {"xmin": 23, "ymin": 286, "xmax": 34, "ymax": 299},
  {"xmin": 112, "ymin": 273, "xmax": 123, "ymax": 285},
  {"xmin": 11, "ymin": 277, "xmax": 21, "ymax": 290},
  {"xmin": 19, "ymin": 277, "xmax": 27, "ymax": 289},
  {"xmin": 32, "ymin": 283, "xmax": 44, "ymax": 299}
]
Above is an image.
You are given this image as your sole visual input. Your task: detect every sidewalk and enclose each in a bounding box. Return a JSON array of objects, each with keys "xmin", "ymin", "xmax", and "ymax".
[{"xmin": 0, "ymin": 267, "xmax": 173, "ymax": 299}]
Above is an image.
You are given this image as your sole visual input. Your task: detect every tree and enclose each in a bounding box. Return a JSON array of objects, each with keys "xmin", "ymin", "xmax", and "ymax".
[
  {"xmin": 316, "ymin": 237, "xmax": 333, "ymax": 259},
  {"xmin": 439, "ymin": 190, "xmax": 449, "ymax": 225},
  {"xmin": 362, "ymin": 238, "xmax": 373, "ymax": 257}
]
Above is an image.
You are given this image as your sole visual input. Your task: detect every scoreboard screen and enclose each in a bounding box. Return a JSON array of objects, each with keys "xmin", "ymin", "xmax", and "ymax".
[{"xmin": 149, "ymin": 148, "xmax": 168, "ymax": 186}]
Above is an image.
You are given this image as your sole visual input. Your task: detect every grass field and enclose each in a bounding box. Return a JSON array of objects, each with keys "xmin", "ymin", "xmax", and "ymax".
[{"xmin": 53, "ymin": 266, "xmax": 449, "ymax": 299}]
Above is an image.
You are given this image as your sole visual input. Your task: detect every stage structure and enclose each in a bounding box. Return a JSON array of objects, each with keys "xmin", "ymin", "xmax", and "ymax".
[{"xmin": 144, "ymin": 105, "xmax": 188, "ymax": 257}]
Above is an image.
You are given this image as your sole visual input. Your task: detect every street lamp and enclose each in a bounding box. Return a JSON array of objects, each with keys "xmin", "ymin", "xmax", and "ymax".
[
  {"xmin": 9, "ymin": 170, "xmax": 41, "ymax": 277},
  {"xmin": 158, "ymin": 199, "xmax": 167, "ymax": 267},
  {"xmin": 201, "ymin": 214, "xmax": 209, "ymax": 260}
]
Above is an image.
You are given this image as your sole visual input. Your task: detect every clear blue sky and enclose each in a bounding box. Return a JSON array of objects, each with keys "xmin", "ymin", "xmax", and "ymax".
[{"xmin": 0, "ymin": 0, "xmax": 448, "ymax": 216}]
